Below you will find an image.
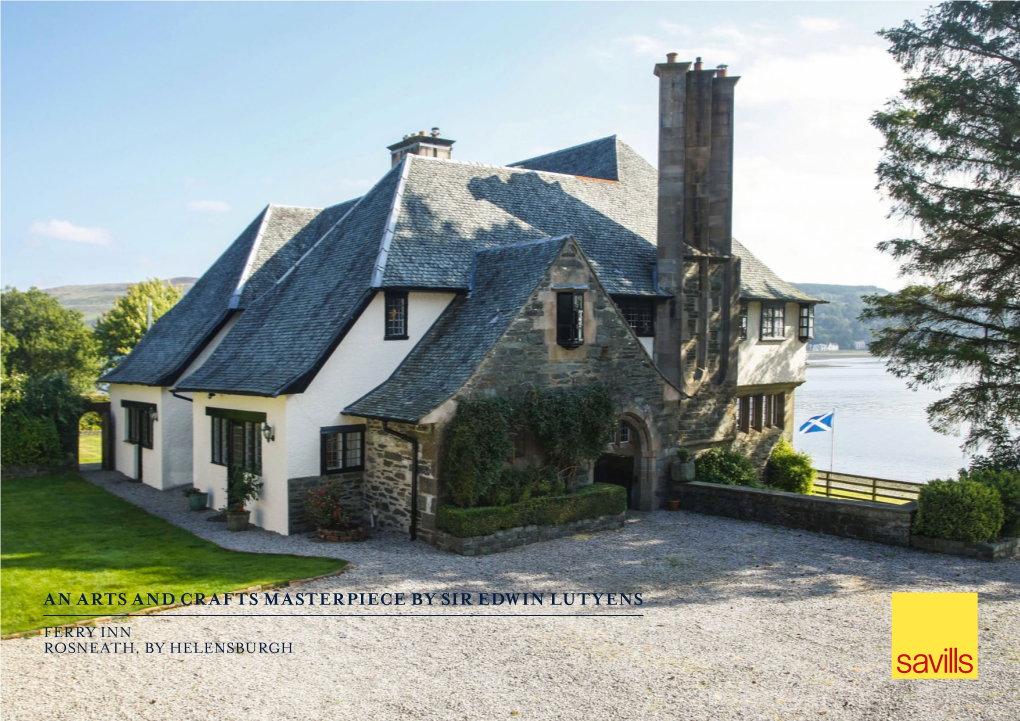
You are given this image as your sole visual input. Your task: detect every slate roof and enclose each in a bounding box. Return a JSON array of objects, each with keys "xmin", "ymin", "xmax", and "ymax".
[
  {"xmin": 732, "ymin": 239, "xmax": 824, "ymax": 303},
  {"xmin": 101, "ymin": 203, "xmax": 335, "ymax": 386},
  {"xmin": 118, "ymin": 132, "xmax": 819, "ymax": 394},
  {"xmin": 345, "ymin": 236, "xmax": 570, "ymax": 422},
  {"xmin": 509, "ymin": 135, "xmax": 621, "ymax": 181},
  {"xmin": 176, "ymin": 166, "xmax": 403, "ymax": 395}
]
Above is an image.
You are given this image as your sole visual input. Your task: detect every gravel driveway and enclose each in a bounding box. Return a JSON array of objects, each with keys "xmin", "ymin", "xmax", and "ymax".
[{"xmin": 2, "ymin": 472, "xmax": 1017, "ymax": 720}]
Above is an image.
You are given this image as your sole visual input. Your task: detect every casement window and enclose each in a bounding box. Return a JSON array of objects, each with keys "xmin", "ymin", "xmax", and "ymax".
[
  {"xmin": 207, "ymin": 408, "xmax": 264, "ymax": 474},
  {"xmin": 556, "ymin": 291, "xmax": 585, "ymax": 348},
  {"xmin": 615, "ymin": 297, "xmax": 655, "ymax": 337},
  {"xmin": 739, "ymin": 302, "xmax": 748, "ymax": 340},
  {"xmin": 760, "ymin": 304, "xmax": 786, "ymax": 340},
  {"xmin": 320, "ymin": 425, "xmax": 365, "ymax": 474},
  {"xmin": 736, "ymin": 393, "xmax": 785, "ymax": 434},
  {"xmin": 619, "ymin": 422, "xmax": 631, "ymax": 444},
  {"xmin": 384, "ymin": 291, "xmax": 408, "ymax": 340},
  {"xmin": 798, "ymin": 304, "xmax": 815, "ymax": 341},
  {"xmin": 122, "ymin": 401, "xmax": 155, "ymax": 449}
]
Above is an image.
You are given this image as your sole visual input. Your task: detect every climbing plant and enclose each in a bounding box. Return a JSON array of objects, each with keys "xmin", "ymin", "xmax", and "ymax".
[{"xmin": 442, "ymin": 384, "xmax": 618, "ymax": 508}]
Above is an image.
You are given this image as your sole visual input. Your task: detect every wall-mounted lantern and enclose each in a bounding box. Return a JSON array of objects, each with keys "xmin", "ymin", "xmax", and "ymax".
[{"xmin": 262, "ymin": 423, "xmax": 275, "ymax": 443}]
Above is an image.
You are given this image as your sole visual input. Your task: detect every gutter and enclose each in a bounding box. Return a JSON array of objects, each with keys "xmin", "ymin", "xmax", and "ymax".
[{"xmin": 382, "ymin": 420, "xmax": 419, "ymax": 542}]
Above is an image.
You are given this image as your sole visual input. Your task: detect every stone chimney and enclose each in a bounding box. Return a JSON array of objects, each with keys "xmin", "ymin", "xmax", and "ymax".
[
  {"xmin": 652, "ymin": 55, "xmax": 740, "ymax": 391},
  {"xmin": 387, "ymin": 129, "xmax": 455, "ymax": 167}
]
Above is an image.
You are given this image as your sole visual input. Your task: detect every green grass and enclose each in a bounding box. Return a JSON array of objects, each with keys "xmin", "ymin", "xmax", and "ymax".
[
  {"xmin": 78, "ymin": 434, "xmax": 102, "ymax": 464},
  {"xmin": 1, "ymin": 474, "xmax": 345, "ymax": 635}
]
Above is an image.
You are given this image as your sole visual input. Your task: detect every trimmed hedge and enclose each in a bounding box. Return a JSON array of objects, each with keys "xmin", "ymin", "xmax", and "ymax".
[
  {"xmin": 765, "ymin": 438, "xmax": 815, "ymax": 494},
  {"xmin": 965, "ymin": 468, "xmax": 1020, "ymax": 538},
  {"xmin": 912, "ymin": 478, "xmax": 1004, "ymax": 543},
  {"xmin": 0, "ymin": 411, "xmax": 62, "ymax": 468},
  {"xmin": 436, "ymin": 483, "xmax": 626, "ymax": 538},
  {"xmin": 694, "ymin": 447, "xmax": 760, "ymax": 488}
]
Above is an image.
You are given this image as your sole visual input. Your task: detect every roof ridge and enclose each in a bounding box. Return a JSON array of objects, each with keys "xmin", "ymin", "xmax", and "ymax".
[
  {"xmin": 229, "ymin": 205, "xmax": 272, "ymax": 310},
  {"xmin": 267, "ymin": 203, "xmax": 323, "ymax": 211},
  {"xmin": 408, "ymin": 154, "xmax": 602, "ymax": 182},
  {"xmin": 469, "ymin": 235, "xmax": 572, "ymax": 292},
  {"xmin": 370, "ymin": 155, "xmax": 413, "ymax": 288}
]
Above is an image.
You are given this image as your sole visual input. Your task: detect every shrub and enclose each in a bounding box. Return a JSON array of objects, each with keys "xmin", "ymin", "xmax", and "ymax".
[
  {"xmin": 964, "ymin": 469, "xmax": 1020, "ymax": 538},
  {"xmin": 765, "ymin": 438, "xmax": 815, "ymax": 494},
  {"xmin": 694, "ymin": 447, "xmax": 759, "ymax": 487},
  {"xmin": 19, "ymin": 373, "xmax": 89, "ymax": 459},
  {"xmin": 481, "ymin": 465, "xmax": 562, "ymax": 507},
  {"xmin": 79, "ymin": 412, "xmax": 102, "ymax": 431},
  {"xmin": 305, "ymin": 480, "xmax": 351, "ymax": 530},
  {"xmin": 442, "ymin": 398, "xmax": 517, "ymax": 508},
  {"xmin": 0, "ymin": 411, "xmax": 62, "ymax": 468},
  {"xmin": 912, "ymin": 478, "xmax": 1004, "ymax": 543},
  {"xmin": 226, "ymin": 466, "xmax": 262, "ymax": 512},
  {"xmin": 676, "ymin": 447, "xmax": 692, "ymax": 463},
  {"xmin": 436, "ymin": 483, "xmax": 626, "ymax": 538}
]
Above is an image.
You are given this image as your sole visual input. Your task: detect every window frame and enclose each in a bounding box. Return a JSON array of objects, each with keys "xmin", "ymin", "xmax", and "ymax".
[
  {"xmin": 384, "ymin": 291, "xmax": 409, "ymax": 340},
  {"xmin": 798, "ymin": 303, "xmax": 815, "ymax": 341},
  {"xmin": 556, "ymin": 291, "xmax": 585, "ymax": 349},
  {"xmin": 320, "ymin": 425, "xmax": 366, "ymax": 475},
  {"xmin": 121, "ymin": 400, "xmax": 155, "ymax": 449},
  {"xmin": 207, "ymin": 407, "xmax": 265, "ymax": 473},
  {"xmin": 739, "ymin": 301, "xmax": 748, "ymax": 340},
  {"xmin": 760, "ymin": 303, "xmax": 786, "ymax": 341},
  {"xmin": 614, "ymin": 296, "xmax": 655, "ymax": 338}
]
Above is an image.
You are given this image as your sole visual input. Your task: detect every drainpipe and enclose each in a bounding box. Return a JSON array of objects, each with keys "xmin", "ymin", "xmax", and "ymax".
[{"xmin": 382, "ymin": 420, "xmax": 418, "ymax": 541}]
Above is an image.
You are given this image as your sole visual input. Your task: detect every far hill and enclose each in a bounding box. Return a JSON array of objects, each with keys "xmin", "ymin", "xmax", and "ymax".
[
  {"xmin": 792, "ymin": 283, "xmax": 891, "ymax": 348},
  {"xmin": 45, "ymin": 277, "xmax": 197, "ymax": 323}
]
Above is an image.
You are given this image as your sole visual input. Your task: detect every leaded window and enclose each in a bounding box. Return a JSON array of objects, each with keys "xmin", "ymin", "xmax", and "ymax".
[
  {"xmin": 798, "ymin": 304, "xmax": 815, "ymax": 341},
  {"xmin": 384, "ymin": 291, "xmax": 408, "ymax": 339},
  {"xmin": 760, "ymin": 304, "xmax": 786, "ymax": 340},
  {"xmin": 615, "ymin": 297, "xmax": 655, "ymax": 337},
  {"xmin": 556, "ymin": 291, "xmax": 585, "ymax": 348}
]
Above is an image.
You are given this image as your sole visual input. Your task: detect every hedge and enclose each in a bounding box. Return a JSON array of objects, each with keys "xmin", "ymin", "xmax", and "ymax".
[
  {"xmin": 912, "ymin": 478, "xmax": 1004, "ymax": 543},
  {"xmin": 765, "ymin": 438, "xmax": 815, "ymax": 494},
  {"xmin": 694, "ymin": 447, "xmax": 759, "ymax": 488},
  {"xmin": 965, "ymin": 469, "xmax": 1020, "ymax": 538},
  {"xmin": 436, "ymin": 483, "xmax": 626, "ymax": 538},
  {"xmin": 1, "ymin": 411, "xmax": 62, "ymax": 468}
]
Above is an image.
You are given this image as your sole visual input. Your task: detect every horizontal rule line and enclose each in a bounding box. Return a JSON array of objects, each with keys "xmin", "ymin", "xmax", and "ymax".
[{"xmin": 43, "ymin": 613, "xmax": 644, "ymax": 618}]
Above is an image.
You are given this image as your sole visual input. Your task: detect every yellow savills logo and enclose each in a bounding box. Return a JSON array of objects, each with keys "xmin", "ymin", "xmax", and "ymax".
[{"xmin": 892, "ymin": 592, "xmax": 978, "ymax": 678}]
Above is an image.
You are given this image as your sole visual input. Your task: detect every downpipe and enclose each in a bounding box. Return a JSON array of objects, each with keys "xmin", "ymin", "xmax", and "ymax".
[{"xmin": 382, "ymin": 420, "xmax": 419, "ymax": 541}]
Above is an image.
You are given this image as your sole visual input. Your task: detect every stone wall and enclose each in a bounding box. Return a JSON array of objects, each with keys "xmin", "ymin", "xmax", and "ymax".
[
  {"xmin": 453, "ymin": 239, "xmax": 682, "ymax": 511},
  {"xmin": 362, "ymin": 419, "xmax": 441, "ymax": 541},
  {"xmin": 433, "ymin": 513, "xmax": 626, "ymax": 556},
  {"xmin": 287, "ymin": 470, "xmax": 364, "ymax": 535},
  {"xmin": 678, "ymin": 481, "xmax": 916, "ymax": 547}
]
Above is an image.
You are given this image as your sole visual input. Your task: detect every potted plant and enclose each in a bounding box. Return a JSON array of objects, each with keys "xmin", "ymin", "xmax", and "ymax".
[
  {"xmin": 183, "ymin": 487, "xmax": 209, "ymax": 511},
  {"xmin": 225, "ymin": 466, "xmax": 262, "ymax": 532},
  {"xmin": 671, "ymin": 447, "xmax": 696, "ymax": 482},
  {"xmin": 306, "ymin": 480, "xmax": 368, "ymax": 542}
]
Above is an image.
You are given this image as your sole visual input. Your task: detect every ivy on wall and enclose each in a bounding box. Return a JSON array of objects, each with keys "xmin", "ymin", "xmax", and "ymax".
[{"xmin": 442, "ymin": 384, "xmax": 618, "ymax": 509}]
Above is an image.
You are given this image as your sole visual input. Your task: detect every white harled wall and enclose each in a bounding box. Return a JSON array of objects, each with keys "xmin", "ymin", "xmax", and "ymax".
[
  {"xmin": 108, "ymin": 384, "xmax": 164, "ymax": 486},
  {"xmin": 737, "ymin": 301, "xmax": 808, "ymax": 386}
]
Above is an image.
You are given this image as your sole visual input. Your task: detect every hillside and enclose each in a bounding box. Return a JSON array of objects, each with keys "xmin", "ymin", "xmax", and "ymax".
[
  {"xmin": 792, "ymin": 283, "xmax": 891, "ymax": 348},
  {"xmin": 45, "ymin": 277, "xmax": 197, "ymax": 323}
]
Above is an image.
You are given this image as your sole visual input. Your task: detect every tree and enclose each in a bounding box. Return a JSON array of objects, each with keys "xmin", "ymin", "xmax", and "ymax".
[
  {"xmin": 0, "ymin": 287, "xmax": 100, "ymax": 392},
  {"xmin": 862, "ymin": 2, "xmax": 1020, "ymax": 457},
  {"xmin": 94, "ymin": 278, "xmax": 183, "ymax": 369}
]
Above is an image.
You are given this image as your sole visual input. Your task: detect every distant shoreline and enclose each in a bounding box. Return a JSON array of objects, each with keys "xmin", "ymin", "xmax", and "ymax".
[{"xmin": 808, "ymin": 350, "xmax": 874, "ymax": 362}]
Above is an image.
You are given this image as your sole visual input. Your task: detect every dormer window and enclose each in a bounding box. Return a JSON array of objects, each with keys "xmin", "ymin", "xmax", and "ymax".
[
  {"xmin": 798, "ymin": 304, "xmax": 815, "ymax": 341},
  {"xmin": 384, "ymin": 291, "xmax": 408, "ymax": 340},
  {"xmin": 556, "ymin": 291, "xmax": 585, "ymax": 348},
  {"xmin": 760, "ymin": 303, "xmax": 785, "ymax": 340}
]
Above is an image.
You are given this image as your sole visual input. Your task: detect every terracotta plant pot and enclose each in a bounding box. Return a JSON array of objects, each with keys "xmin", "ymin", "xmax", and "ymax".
[
  {"xmin": 315, "ymin": 525, "xmax": 369, "ymax": 542},
  {"xmin": 187, "ymin": 492, "xmax": 208, "ymax": 511},
  {"xmin": 668, "ymin": 499, "xmax": 681, "ymax": 512},
  {"xmin": 226, "ymin": 510, "xmax": 250, "ymax": 532}
]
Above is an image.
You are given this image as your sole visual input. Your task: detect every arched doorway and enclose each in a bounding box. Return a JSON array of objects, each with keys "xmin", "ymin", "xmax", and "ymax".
[
  {"xmin": 78, "ymin": 400, "xmax": 113, "ymax": 471},
  {"xmin": 594, "ymin": 416, "xmax": 653, "ymax": 510}
]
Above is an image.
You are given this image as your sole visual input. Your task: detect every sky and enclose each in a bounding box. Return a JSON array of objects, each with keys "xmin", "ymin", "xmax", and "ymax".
[{"xmin": 1, "ymin": 1, "xmax": 931, "ymax": 292}]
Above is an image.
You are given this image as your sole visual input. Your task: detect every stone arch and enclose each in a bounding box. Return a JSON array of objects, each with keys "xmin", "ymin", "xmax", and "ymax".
[
  {"xmin": 79, "ymin": 400, "xmax": 114, "ymax": 471},
  {"xmin": 593, "ymin": 408, "xmax": 661, "ymax": 511}
]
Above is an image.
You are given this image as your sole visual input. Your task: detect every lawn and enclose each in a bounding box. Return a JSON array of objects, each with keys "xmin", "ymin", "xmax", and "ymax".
[
  {"xmin": 0, "ymin": 474, "xmax": 346, "ymax": 635},
  {"xmin": 78, "ymin": 434, "xmax": 101, "ymax": 464}
]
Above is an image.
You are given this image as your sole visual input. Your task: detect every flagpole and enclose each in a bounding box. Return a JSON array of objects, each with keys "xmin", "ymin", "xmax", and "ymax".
[{"xmin": 829, "ymin": 408, "xmax": 835, "ymax": 475}]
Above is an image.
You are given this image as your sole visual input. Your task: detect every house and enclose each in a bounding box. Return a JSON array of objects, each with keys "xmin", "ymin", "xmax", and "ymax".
[{"xmin": 100, "ymin": 55, "xmax": 823, "ymax": 541}]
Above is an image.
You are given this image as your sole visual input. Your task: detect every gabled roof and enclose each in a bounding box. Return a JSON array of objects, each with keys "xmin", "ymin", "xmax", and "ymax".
[
  {"xmin": 100, "ymin": 203, "xmax": 335, "ymax": 386},
  {"xmin": 733, "ymin": 239, "xmax": 825, "ymax": 303},
  {"xmin": 175, "ymin": 165, "xmax": 403, "ymax": 396},
  {"xmin": 345, "ymin": 236, "xmax": 572, "ymax": 423}
]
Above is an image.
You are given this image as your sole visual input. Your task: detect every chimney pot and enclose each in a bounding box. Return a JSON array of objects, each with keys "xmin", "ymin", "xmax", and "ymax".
[
  {"xmin": 694, "ymin": 57, "xmax": 703, "ymax": 71},
  {"xmin": 716, "ymin": 64, "xmax": 728, "ymax": 77},
  {"xmin": 431, "ymin": 127, "xmax": 440, "ymax": 137},
  {"xmin": 666, "ymin": 52, "xmax": 678, "ymax": 64}
]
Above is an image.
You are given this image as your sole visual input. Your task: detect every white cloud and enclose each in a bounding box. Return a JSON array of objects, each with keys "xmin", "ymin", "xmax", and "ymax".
[
  {"xmin": 188, "ymin": 200, "xmax": 232, "ymax": 213},
  {"xmin": 798, "ymin": 17, "xmax": 840, "ymax": 33},
  {"xmin": 28, "ymin": 219, "xmax": 111, "ymax": 246}
]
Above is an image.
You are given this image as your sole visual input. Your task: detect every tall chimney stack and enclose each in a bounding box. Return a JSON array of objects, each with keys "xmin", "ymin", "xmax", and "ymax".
[
  {"xmin": 387, "ymin": 130, "xmax": 456, "ymax": 167},
  {"xmin": 653, "ymin": 55, "xmax": 740, "ymax": 391}
]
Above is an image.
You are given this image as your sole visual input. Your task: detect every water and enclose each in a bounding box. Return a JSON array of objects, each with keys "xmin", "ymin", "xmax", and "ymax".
[{"xmin": 793, "ymin": 354, "xmax": 969, "ymax": 483}]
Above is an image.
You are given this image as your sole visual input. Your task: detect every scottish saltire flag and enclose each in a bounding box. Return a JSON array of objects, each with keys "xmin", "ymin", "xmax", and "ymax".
[{"xmin": 799, "ymin": 412, "xmax": 834, "ymax": 434}]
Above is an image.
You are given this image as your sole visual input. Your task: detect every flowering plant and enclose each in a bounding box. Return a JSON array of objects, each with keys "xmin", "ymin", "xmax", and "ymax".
[{"xmin": 305, "ymin": 481, "xmax": 351, "ymax": 530}]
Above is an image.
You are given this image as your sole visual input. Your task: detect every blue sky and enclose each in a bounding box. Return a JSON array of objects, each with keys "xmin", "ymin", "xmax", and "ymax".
[{"xmin": 2, "ymin": 1, "xmax": 929, "ymax": 291}]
